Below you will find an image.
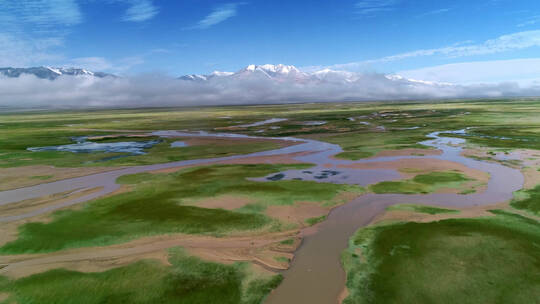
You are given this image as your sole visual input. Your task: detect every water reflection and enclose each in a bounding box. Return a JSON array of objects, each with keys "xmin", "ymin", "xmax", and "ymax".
[{"xmin": 28, "ymin": 137, "xmax": 161, "ymax": 155}]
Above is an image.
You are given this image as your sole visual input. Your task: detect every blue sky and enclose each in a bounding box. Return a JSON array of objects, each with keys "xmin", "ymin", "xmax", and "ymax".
[{"xmin": 2, "ymin": 0, "xmax": 540, "ymax": 83}]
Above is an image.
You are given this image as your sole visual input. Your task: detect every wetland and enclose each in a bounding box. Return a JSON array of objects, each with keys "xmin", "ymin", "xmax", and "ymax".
[{"xmin": 0, "ymin": 99, "xmax": 539, "ymax": 304}]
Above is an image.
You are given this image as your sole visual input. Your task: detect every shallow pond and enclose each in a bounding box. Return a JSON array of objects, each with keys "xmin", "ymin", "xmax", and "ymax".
[{"xmin": 27, "ymin": 137, "xmax": 161, "ymax": 155}]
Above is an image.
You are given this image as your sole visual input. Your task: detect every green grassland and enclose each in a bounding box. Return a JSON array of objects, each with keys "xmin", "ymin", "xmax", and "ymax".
[
  {"xmin": 369, "ymin": 171, "xmax": 473, "ymax": 194},
  {"xmin": 341, "ymin": 210, "xmax": 540, "ymax": 304},
  {"xmin": 1, "ymin": 99, "xmax": 539, "ymax": 303},
  {"xmin": 305, "ymin": 215, "xmax": 327, "ymax": 226},
  {"xmin": 0, "ymin": 164, "xmax": 362, "ymax": 254},
  {"xmin": 0, "ymin": 248, "xmax": 281, "ymax": 304},
  {"xmin": 511, "ymin": 185, "xmax": 540, "ymax": 215},
  {"xmin": 0, "ymin": 130, "xmax": 283, "ymax": 168},
  {"xmin": 386, "ymin": 204, "xmax": 459, "ymax": 214},
  {"xmin": 100, "ymin": 138, "xmax": 281, "ymax": 167},
  {"xmin": 1, "ymin": 99, "xmax": 539, "ymax": 168}
]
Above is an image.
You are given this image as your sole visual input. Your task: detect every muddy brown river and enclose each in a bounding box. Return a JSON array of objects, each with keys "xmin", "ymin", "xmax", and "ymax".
[
  {"xmin": 0, "ymin": 130, "xmax": 524, "ymax": 304},
  {"xmin": 265, "ymin": 131, "xmax": 523, "ymax": 304}
]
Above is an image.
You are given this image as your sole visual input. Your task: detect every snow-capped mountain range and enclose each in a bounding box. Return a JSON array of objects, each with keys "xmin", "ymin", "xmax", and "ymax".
[
  {"xmin": 0, "ymin": 67, "xmax": 114, "ymax": 80},
  {"xmin": 178, "ymin": 64, "xmax": 452, "ymax": 86},
  {"xmin": 0, "ymin": 64, "xmax": 452, "ymax": 88}
]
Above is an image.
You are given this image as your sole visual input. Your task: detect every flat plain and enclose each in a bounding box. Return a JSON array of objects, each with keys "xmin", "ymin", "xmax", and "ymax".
[{"xmin": 0, "ymin": 99, "xmax": 539, "ymax": 304}]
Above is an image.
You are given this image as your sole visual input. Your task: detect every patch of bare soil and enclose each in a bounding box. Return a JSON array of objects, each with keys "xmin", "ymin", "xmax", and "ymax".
[
  {"xmin": 0, "ymin": 166, "xmax": 122, "ymax": 191},
  {"xmin": 462, "ymin": 148, "xmax": 524, "ymax": 168},
  {"xmin": 371, "ymin": 202, "xmax": 508, "ymax": 225},
  {"xmin": 523, "ymin": 167, "xmax": 540, "ymax": 189},
  {"xmin": 338, "ymin": 287, "xmax": 349, "ymax": 304},
  {"xmin": 0, "ymin": 231, "xmax": 299, "ymax": 279},
  {"xmin": 266, "ymin": 202, "xmax": 328, "ymax": 227},
  {"xmin": 518, "ymin": 150, "xmax": 540, "ymax": 189},
  {"xmin": 186, "ymin": 246, "xmax": 293, "ymax": 271},
  {"xmin": 463, "ymin": 148, "xmax": 540, "ymax": 189}
]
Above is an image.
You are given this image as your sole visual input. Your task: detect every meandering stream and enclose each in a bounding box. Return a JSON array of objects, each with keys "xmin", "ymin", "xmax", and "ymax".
[
  {"xmin": 0, "ymin": 130, "xmax": 523, "ymax": 303},
  {"xmin": 264, "ymin": 131, "xmax": 523, "ymax": 304}
]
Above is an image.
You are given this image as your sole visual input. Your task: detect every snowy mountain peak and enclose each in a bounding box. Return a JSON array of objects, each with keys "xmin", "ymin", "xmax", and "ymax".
[
  {"xmin": 237, "ymin": 64, "xmax": 302, "ymax": 76},
  {"xmin": 46, "ymin": 67, "xmax": 62, "ymax": 75},
  {"xmin": 178, "ymin": 64, "xmax": 455, "ymax": 87},
  {"xmin": 211, "ymin": 71, "xmax": 234, "ymax": 76},
  {"xmin": 257, "ymin": 64, "xmax": 300, "ymax": 74},
  {"xmin": 178, "ymin": 74, "xmax": 207, "ymax": 81},
  {"xmin": 0, "ymin": 66, "xmax": 113, "ymax": 80}
]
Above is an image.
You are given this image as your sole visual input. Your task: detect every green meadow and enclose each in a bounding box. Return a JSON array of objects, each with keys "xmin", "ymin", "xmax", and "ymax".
[
  {"xmin": 386, "ymin": 204, "xmax": 459, "ymax": 215},
  {"xmin": 1, "ymin": 99, "xmax": 540, "ymax": 169},
  {"xmin": 1, "ymin": 164, "xmax": 362, "ymax": 254},
  {"xmin": 342, "ymin": 210, "xmax": 540, "ymax": 304},
  {"xmin": 369, "ymin": 171, "xmax": 473, "ymax": 194},
  {"xmin": 511, "ymin": 185, "xmax": 540, "ymax": 215},
  {"xmin": 1, "ymin": 99, "xmax": 539, "ymax": 303},
  {"xmin": 0, "ymin": 129, "xmax": 282, "ymax": 168},
  {"xmin": 0, "ymin": 248, "xmax": 281, "ymax": 304}
]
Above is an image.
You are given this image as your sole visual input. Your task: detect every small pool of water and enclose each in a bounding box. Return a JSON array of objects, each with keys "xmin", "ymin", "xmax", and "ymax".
[
  {"xmin": 256, "ymin": 167, "xmax": 401, "ymax": 186},
  {"xmin": 28, "ymin": 137, "xmax": 161, "ymax": 155}
]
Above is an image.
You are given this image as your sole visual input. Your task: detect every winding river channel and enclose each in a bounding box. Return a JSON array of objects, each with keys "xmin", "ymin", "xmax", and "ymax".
[{"xmin": 0, "ymin": 130, "xmax": 524, "ymax": 303}]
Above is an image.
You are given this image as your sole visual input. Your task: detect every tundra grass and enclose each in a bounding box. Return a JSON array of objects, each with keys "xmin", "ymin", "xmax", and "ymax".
[
  {"xmin": 29, "ymin": 175, "xmax": 53, "ymax": 180},
  {"xmin": 274, "ymin": 256, "xmax": 290, "ymax": 263},
  {"xmin": 305, "ymin": 215, "xmax": 327, "ymax": 226},
  {"xmin": 0, "ymin": 248, "xmax": 281, "ymax": 304},
  {"xmin": 369, "ymin": 171, "xmax": 472, "ymax": 194},
  {"xmin": 100, "ymin": 139, "xmax": 281, "ymax": 167},
  {"xmin": 386, "ymin": 204, "xmax": 459, "ymax": 214},
  {"xmin": 279, "ymin": 238, "xmax": 294, "ymax": 245},
  {"xmin": 0, "ymin": 130, "xmax": 282, "ymax": 168},
  {"xmin": 511, "ymin": 184, "xmax": 540, "ymax": 215},
  {"xmin": 1, "ymin": 99, "xmax": 539, "ymax": 166},
  {"xmin": 341, "ymin": 210, "xmax": 540, "ymax": 304},
  {"xmin": 0, "ymin": 164, "xmax": 362, "ymax": 254},
  {"xmin": 325, "ymin": 130, "xmax": 431, "ymax": 160}
]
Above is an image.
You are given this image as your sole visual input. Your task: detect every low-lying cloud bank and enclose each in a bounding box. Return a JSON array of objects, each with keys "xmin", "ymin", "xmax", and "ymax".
[{"xmin": 1, "ymin": 73, "xmax": 539, "ymax": 109}]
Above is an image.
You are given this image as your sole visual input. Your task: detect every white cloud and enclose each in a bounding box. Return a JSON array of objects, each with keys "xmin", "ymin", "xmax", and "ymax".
[
  {"xmin": 417, "ymin": 8, "xmax": 451, "ymax": 18},
  {"xmin": 517, "ymin": 15, "xmax": 540, "ymax": 27},
  {"xmin": 190, "ymin": 3, "xmax": 243, "ymax": 29},
  {"xmin": 0, "ymin": 0, "xmax": 82, "ymax": 30},
  {"xmin": 355, "ymin": 0, "xmax": 399, "ymax": 15},
  {"xmin": 399, "ymin": 58, "xmax": 540, "ymax": 85},
  {"xmin": 122, "ymin": 0, "xmax": 159, "ymax": 22},
  {"xmin": 328, "ymin": 30, "xmax": 540, "ymax": 71},
  {"xmin": 1, "ymin": 72, "xmax": 539, "ymax": 109},
  {"xmin": 0, "ymin": 33, "xmax": 64, "ymax": 67},
  {"xmin": 0, "ymin": 0, "xmax": 83, "ymax": 67}
]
